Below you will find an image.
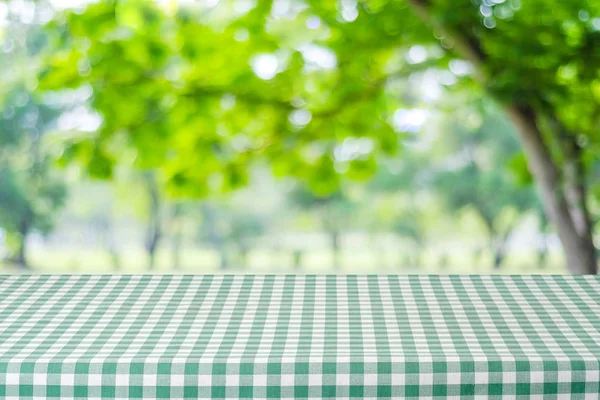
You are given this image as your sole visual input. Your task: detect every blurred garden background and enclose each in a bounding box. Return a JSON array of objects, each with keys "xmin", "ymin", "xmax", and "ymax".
[{"xmin": 1, "ymin": 0, "xmax": 599, "ymax": 274}]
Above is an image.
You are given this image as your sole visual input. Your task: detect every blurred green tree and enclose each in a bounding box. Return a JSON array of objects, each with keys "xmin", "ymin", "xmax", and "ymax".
[
  {"xmin": 39, "ymin": 0, "xmax": 600, "ymax": 273},
  {"xmin": 0, "ymin": 87, "xmax": 67, "ymax": 267},
  {"xmin": 434, "ymin": 105, "xmax": 538, "ymax": 268},
  {"xmin": 289, "ymin": 185, "xmax": 356, "ymax": 269}
]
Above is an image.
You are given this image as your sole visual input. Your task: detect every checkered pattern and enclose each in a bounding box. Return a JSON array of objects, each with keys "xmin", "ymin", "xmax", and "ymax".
[{"xmin": 0, "ymin": 275, "xmax": 599, "ymax": 399}]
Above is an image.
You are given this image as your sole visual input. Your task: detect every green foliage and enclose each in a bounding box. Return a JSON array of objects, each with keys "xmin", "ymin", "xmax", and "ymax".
[
  {"xmin": 433, "ymin": 104, "xmax": 537, "ymax": 238},
  {"xmin": 0, "ymin": 11, "xmax": 68, "ymax": 265},
  {"xmin": 38, "ymin": 0, "xmax": 433, "ymax": 196},
  {"xmin": 0, "ymin": 87, "xmax": 67, "ymax": 262}
]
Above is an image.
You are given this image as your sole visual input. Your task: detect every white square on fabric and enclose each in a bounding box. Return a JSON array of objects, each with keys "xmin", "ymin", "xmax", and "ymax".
[
  {"xmin": 446, "ymin": 372, "xmax": 461, "ymax": 384},
  {"xmin": 391, "ymin": 373, "xmax": 405, "ymax": 385},
  {"xmin": 474, "ymin": 372, "xmax": 488, "ymax": 384},
  {"xmin": 308, "ymin": 373, "xmax": 322, "ymax": 386},
  {"xmin": 87, "ymin": 374, "xmax": 102, "ymax": 386},
  {"xmin": 61, "ymin": 374, "xmax": 74, "ymax": 386},
  {"xmin": 419, "ymin": 373, "xmax": 433, "ymax": 386},
  {"xmin": 5, "ymin": 373, "xmax": 19, "ymax": 383},
  {"xmin": 115, "ymin": 374, "xmax": 129, "ymax": 386},
  {"xmin": 143, "ymin": 374, "xmax": 157, "ymax": 386},
  {"xmin": 253, "ymin": 374, "xmax": 267, "ymax": 386},
  {"xmin": 226, "ymin": 374, "xmax": 239, "ymax": 386},
  {"xmin": 363, "ymin": 374, "xmax": 378, "ymax": 385},
  {"xmin": 530, "ymin": 370, "xmax": 544, "ymax": 383},
  {"xmin": 280, "ymin": 374, "xmax": 295, "ymax": 387},
  {"xmin": 502, "ymin": 371, "xmax": 516, "ymax": 384},
  {"xmin": 32, "ymin": 373, "xmax": 47, "ymax": 384},
  {"xmin": 171, "ymin": 374, "xmax": 184, "ymax": 387},
  {"xmin": 557, "ymin": 370, "xmax": 571, "ymax": 383},
  {"xmin": 336, "ymin": 373, "xmax": 350, "ymax": 386}
]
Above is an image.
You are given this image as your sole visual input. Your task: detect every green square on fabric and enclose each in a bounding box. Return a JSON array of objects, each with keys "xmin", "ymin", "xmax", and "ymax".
[
  {"xmin": 350, "ymin": 362, "xmax": 364, "ymax": 374},
  {"xmin": 488, "ymin": 383, "xmax": 503, "ymax": 395},
  {"xmin": 0, "ymin": 385, "xmax": 5, "ymax": 397},
  {"xmin": 460, "ymin": 384, "xmax": 475, "ymax": 396},
  {"xmin": 267, "ymin": 363, "xmax": 281, "ymax": 374},
  {"xmin": 266, "ymin": 386, "xmax": 280, "ymax": 398},
  {"xmin": 239, "ymin": 386, "xmax": 253, "ymax": 398},
  {"xmin": 184, "ymin": 364, "xmax": 199, "ymax": 374},
  {"xmin": 433, "ymin": 362, "xmax": 447, "ymax": 373},
  {"xmin": 73, "ymin": 385, "xmax": 88, "ymax": 397},
  {"xmin": 211, "ymin": 386, "xmax": 226, "ymax": 398},
  {"xmin": 543, "ymin": 361, "xmax": 558, "ymax": 372},
  {"xmin": 516, "ymin": 383, "xmax": 530, "ymax": 395},
  {"xmin": 406, "ymin": 362, "xmax": 419, "ymax": 374},
  {"xmin": 183, "ymin": 386, "xmax": 198, "ymax": 398},
  {"xmin": 294, "ymin": 385, "xmax": 309, "ymax": 398},
  {"xmin": 157, "ymin": 364, "xmax": 171, "ymax": 374},
  {"xmin": 322, "ymin": 362, "xmax": 336, "ymax": 374},
  {"xmin": 20, "ymin": 363, "xmax": 35, "ymax": 373},
  {"xmin": 212, "ymin": 363, "xmax": 227, "ymax": 375},
  {"xmin": 516, "ymin": 361, "xmax": 529, "ymax": 372},
  {"xmin": 156, "ymin": 386, "xmax": 171, "ymax": 398},
  {"xmin": 295, "ymin": 362, "xmax": 308, "ymax": 374},
  {"xmin": 47, "ymin": 363, "xmax": 62, "ymax": 374},
  {"xmin": 130, "ymin": 364, "xmax": 144, "ymax": 375},
  {"xmin": 378, "ymin": 362, "xmax": 391, "ymax": 374},
  {"xmin": 377, "ymin": 385, "xmax": 392, "ymax": 397},
  {"xmin": 75, "ymin": 363, "xmax": 89, "ymax": 374},
  {"xmin": 240, "ymin": 363, "xmax": 253, "ymax": 375},
  {"xmin": 350, "ymin": 385, "xmax": 364, "ymax": 397},
  {"xmin": 405, "ymin": 385, "xmax": 419, "ymax": 397},
  {"xmin": 322, "ymin": 385, "xmax": 336, "ymax": 398},
  {"xmin": 129, "ymin": 386, "xmax": 143, "ymax": 398},
  {"xmin": 571, "ymin": 361, "xmax": 586, "ymax": 371},
  {"xmin": 102, "ymin": 386, "xmax": 116, "ymax": 397},
  {"xmin": 432, "ymin": 385, "xmax": 447, "ymax": 396},
  {"xmin": 102, "ymin": 363, "xmax": 117, "ymax": 374},
  {"xmin": 461, "ymin": 361, "xmax": 475, "ymax": 373},
  {"xmin": 46, "ymin": 385, "xmax": 61, "ymax": 397},
  {"xmin": 488, "ymin": 361, "xmax": 503, "ymax": 372},
  {"xmin": 543, "ymin": 382, "xmax": 558, "ymax": 394},
  {"xmin": 572, "ymin": 382, "xmax": 586, "ymax": 393},
  {"xmin": 19, "ymin": 385, "xmax": 33, "ymax": 397}
]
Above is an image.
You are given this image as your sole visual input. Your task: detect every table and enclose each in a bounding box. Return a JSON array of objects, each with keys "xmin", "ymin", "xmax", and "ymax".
[{"xmin": 0, "ymin": 275, "xmax": 599, "ymax": 399}]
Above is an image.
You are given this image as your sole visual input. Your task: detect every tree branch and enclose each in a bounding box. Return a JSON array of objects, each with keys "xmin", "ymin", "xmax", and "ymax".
[{"xmin": 405, "ymin": 0, "xmax": 487, "ymax": 81}]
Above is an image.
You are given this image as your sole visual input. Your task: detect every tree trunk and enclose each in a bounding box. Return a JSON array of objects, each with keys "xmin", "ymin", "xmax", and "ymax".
[
  {"xmin": 13, "ymin": 217, "xmax": 31, "ymax": 269},
  {"xmin": 506, "ymin": 106, "xmax": 596, "ymax": 274},
  {"xmin": 238, "ymin": 244, "xmax": 249, "ymax": 267},
  {"xmin": 144, "ymin": 172, "xmax": 162, "ymax": 271},
  {"xmin": 108, "ymin": 245, "xmax": 121, "ymax": 271},
  {"xmin": 538, "ymin": 242, "xmax": 548, "ymax": 269},
  {"xmin": 438, "ymin": 252, "xmax": 448, "ymax": 268},
  {"xmin": 170, "ymin": 204, "xmax": 183, "ymax": 271},
  {"xmin": 492, "ymin": 227, "xmax": 513, "ymax": 270},
  {"xmin": 472, "ymin": 246, "xmax": 483, "ymax": 267},
  {"xmin": 200, "ymin": 204, "xmax": 229, "ymax": 270},
  {"xmin": 405, "ymin": 0, "xmax": 597, "ymax": 274},
  {"xmin": 413, "ymin": 241, "xmax": 423, "ymax": 267},
  {"xmin": 331, "ymin": 231, "xmax": 341, "ymax": 269},
  {"xmin": 293, "ymin": 250, "xmax": 303, "ymax": 270},
  {"xmin": 537, "ymin": 209, "xmax": 549, "ymax": 269},
  {"xmin": 493, "ymin": 244, "xmax": 505, "ymax": 270},
  {"xmin": 14, "ymin": 236, "xmax": 28, "ymax": 268},
  {"xmin": 370, "ymin": 233, "xmax": 386, "ymax": 269},
  {"xmin": 171, "ymin": 228, "xmax": 182, "ymax": 271}
]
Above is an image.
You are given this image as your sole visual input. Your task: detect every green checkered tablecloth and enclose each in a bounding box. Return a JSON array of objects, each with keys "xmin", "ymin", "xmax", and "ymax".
[{"xmin": 0, "ymin": 275, "xmax": 599, "ymax": 399}]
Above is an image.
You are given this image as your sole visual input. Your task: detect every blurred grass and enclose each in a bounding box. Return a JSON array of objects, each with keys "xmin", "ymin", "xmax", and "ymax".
[{"xmin": 0, "ymin": 246, "xmax": 567, "ymax": 274}]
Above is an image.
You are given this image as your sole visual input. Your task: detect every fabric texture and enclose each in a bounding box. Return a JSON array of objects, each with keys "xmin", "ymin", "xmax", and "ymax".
[{"xmin": 0, "ymin": 274, "xmax": 599, "ymax": 399}]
